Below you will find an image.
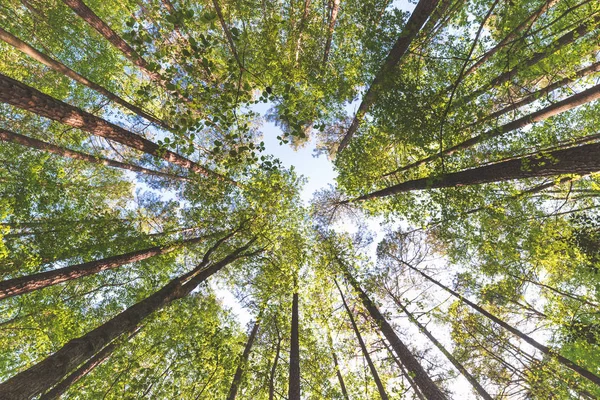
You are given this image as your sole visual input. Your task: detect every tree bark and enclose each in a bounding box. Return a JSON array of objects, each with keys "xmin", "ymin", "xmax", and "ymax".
[
  {"xmin": 226, "ymin": 316, "xmax": 261, "ymax": 400},
  {"xmin": 269, "ymin": 328, "xmax": 282, "ymax": 400},
  {"xmin": 0, "ymin": 27, "xmax": 169, "ymax": 129},
  {"xmin": 386, "ymin": 290, "xmax": 493, "ymax": 400},
  {"xmin": 401, "ymin": 262, "xmax": 600, "ymax": 386},
  {"xmin": 212, "ymin": 0, "xmax": 243, "ymax": 69},
  {"xmin": 288, "ymin": 290, "xmax": 301, "ymax": 400},
  {"xmin": 0, "ymin": 234, "xmax": 208, "ymax": 300},
  {"xmin": 335, "ymin": 278, "xmax": 389, "ymax": 400},
  {"xmin": 341, "ymin": 266, "xmax": 447, "ymax": 400},
  {"xmin": 322, "ymin": 0, "xmax": 340, "ymax": 65},
  {"xmin": 337, "ymin": 0, "xmax": 440, "ymax": 153},
  {"xmin": 0, "ymin": 236, "xmax": 258, "ymax": 399},
  {"xmin": 0, "ymin": 73, "xmax": 232, "ymax": 183},
  {"xmin": 385, "ymin": 80, "xmax": 600, "ymax": 176},
  {"xmin": 351, "ymin": 140, "xmax": 600, "ymax": 202},
  {"xmin": 0, "ymin": 128, "xmax": 189, "ymax": 182}
]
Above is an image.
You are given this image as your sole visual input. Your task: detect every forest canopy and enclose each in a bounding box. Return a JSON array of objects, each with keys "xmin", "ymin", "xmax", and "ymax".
[{"xmin": 1, "ymin": 0, "xmax": 600, "ymax": 398}]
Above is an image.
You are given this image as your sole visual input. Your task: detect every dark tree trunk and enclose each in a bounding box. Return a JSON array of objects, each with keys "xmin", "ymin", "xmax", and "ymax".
[
  {"xmin": 379, "ymin": 338, "xmax": 426, "ymax": 400},
  {"xmin": 335, "ymin": 279, "xmax": 389, "ymax": 400},
  {"xmin": 0, "ymin": 235, "xmax": 207, "ymax": 299},
  {"xmin": 212, "ymin": 0, "xmax": 243, "ymax": 68},
  {"xmin": 0, "ymin": 27, "xmax": 169, "ymax": 129},
  {"xmin": 0, "ymin": 128, "xmax": 189, "ymax": 181},
  {"xmin": 322, "ymin": 0, "xmax": 340, "ymax": 65},
  {"xmin": 0, "ymin": 237, "xmax": 258, "ymax": 399},
  {"xmin": 324, "ymin": 319, "xmax": 349, "ymax": 400},
  {"xmin": 0, "ymin": 73, "xmax": 232, "ymax": 183},
  {"xmin": 386, "ymin": 290, "xmax": 493, "ymax": 400},
  {"xmin": 341, "ymin": 267, "xmax": 447, "ymax": 400},
  {"xmin": 269, "ymin": 328, "xmax": 282, "ymax": 400},
  {"xmin": 337, "ymin": 0, "xmax": 440, "ymax": 153},
  {"xmin": 385, "ymin": 80, "xmax": 600, "ymax": 176},
  {"xmin": 226, "ymin": 316, "xmax": 261, "ymax": 400},
  {"xmin": 402, "ymin": 262, "xmax": 600, "ymax": 386},
  {"xmin": 354, "ymin": 140, "xmax": 600, "ymax": 202},
  {"xmin": 288, "ymin": 290, "xmax": 301, "ymax": 400}
]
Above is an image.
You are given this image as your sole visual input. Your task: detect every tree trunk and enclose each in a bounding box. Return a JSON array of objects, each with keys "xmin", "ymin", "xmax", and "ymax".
[
  {"xmin": 0, "ymin": 73, "xmax": 232, "ymax": 183},
  {"xmin": 38, "ymin": 328, "xmax": 141, "ymax": 400},
  {"xmin": 323, "ymin": 317, "xmax": 349, "ymax": 400},
  {"xmin": 401, "ymin": 261, "xmax": 600, "ymax": 386},
  {"xmin": 386, "ymin": 290, "xmax": 493, "ymax": 400},
  {"xmin": 0, "ymin": 27, "xmax": 169, "ymax": 129},
  {"xmin": 269, "ymin": 328, "xmax": 282, "ymax": 400},
  {"xmin": 212, "ymin": 0, "xmax": 243, "ymax": 69},
  {"xmin": 337, "ymin": 0, "xmax": 440, "ymax": 153},
  {"xmin": 463, "ymin": 0, "xmax": 558, "ymax": 77},
  {"xmin": 335, "ymin": 278, "xmax": 389, "ymax": 400},
  {"xmin": 457, "ymin": 14, "xmax": 600, "ymax": 107},
  {"xmin": 0, "ymin": 235, "xmax": 208, "ymax": 299},
  {"xmin": 294, "ymin": 0, "xmax": 312, "ymax": 64},
  {"xmin": 288, "ymin": 290, "xmax": 301, "ymax": 400},
  {"xmin": 341, "ymin": 266, "xmax": 447, "ymax": 400},
  {"xmin": 322, "ymin": 0, "xmax": 340, "ymax": 65},
  {"xmin": 385, "ymin": 80, "xmax": 600, "ymax": 176},
  {"xmin": 378, "ymin": 337, "xmax": 426, "ymax": 400},
  {"xmin": 354, "ymin": 140, "xmax": 600, "ymax": 202},
  {"xmin": 0, "ymin": 128, "xmax": 189, "ymax": 182},
  {"xmin": 0, "ymin": 237, "xmax": 258, "ymax": 399},
  {"xmin": 226, "ymin": 316, "xmax": 261, "ymax": 400}
]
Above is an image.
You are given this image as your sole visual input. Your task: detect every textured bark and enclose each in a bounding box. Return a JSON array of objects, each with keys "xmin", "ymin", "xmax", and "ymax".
[
  {"xmin": 0, "ymin": 237, "xmax": 258, "ymax": 399},
  {"xmin": 337, "ymin": 0, "xmax": 440, "ymax": 153},
  {"xmin": 386, "ymin": 79, "xmax": 600, "ymax": 176},
  {"xmin": 269, "ymin": 330, "xmax": 282, "ymax": 400},
  {"xmin": 403, "ymin": 262, "xmax": 600, "ymax": 387},
  {"xmin": 387, "ymin": 291, "xmax": 492, "ymax": 400},
  {"xmin": 0, "ymin": 128, "xmax": 189, "ymax": 181},
  {"xmin": 342, "ymin": 267, "xmax": 447, "ymax": 400},
  {"xmin": 288, "ymin": 291, "xmax": 301, "ymax": 400},
  {"xmin": 379, "ymin": 338, "xmax": 426, "ymax": 400},
  {"xmin": 322, "ymin": 0, "xmax": 340, "ymax": 65},
  {"xmin": 226, "ymin": 317, "xmax": 261, "ymax": 400},
  {"xmin": 463, "ymin": 0, "xmax": 559, "ymax": 77},
  {"xmin": 457, "ymin": 14, "xmax": 600, "ymax": 107},
  {"xmin": 0, "ymin": 73, "xmax": 232, "ymax": 182},
  {"xmin": 335, "ymin": 279, "xmax": 389, "ymax": 400},
  {"xmin": 0, "ymin": 27, "xmax": 169, "ymax": 129},
  {"xmin": 353, "ymin": 140, "xmax": 600, "ymax": 202},
  {"xmin": 294, "ymin": 0, "xmax": 312, "ymax": 64}
]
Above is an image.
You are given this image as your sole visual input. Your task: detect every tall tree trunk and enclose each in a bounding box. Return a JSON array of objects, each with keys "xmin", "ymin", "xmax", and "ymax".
[
  {"xmin": 0, "ymin": 27, "xmax": 169, "ymax": 129},
  {"xmin": 212, "ymin": 0, "xmax": 243, "ymax": 69},
  {"xmin": 456, "ymin": 14, "xmax": 600, "ymax": 107},
  {"xmin": 378, "ymin": 337, "xmax": 426, "ymax": 400},
  {"xmin": 288, "ymin": 289, "xmax": 301, "ymax": 400},
  {"xmin": 335, "ymin": 279, "xmax": 389, "ymax": 400},
  {"xmin": 0, "ymin": 73, "xmax": 232, "ymax": 183},
  {"xmin": 294, "ymin": 0, "xmax": 312, "ymax": 64},
  {"xmin": 322, "ymin": 0, "xmax": 340, "ymax": 65},
  {"xmin": 0, "ymin": 128, "xmax": 189, "ymax": 182},
  {"xmin": 337, "ymin": 0, "xmax": 440, "ymax": 153},
  {"xmin": 269, "ymin": 327, "xmax": 282, "ymax": 400},
  {"xmin": 385, "ymin": 80, "xmax": 600, "ymax": 176},
  {"xmin": 323, "ymin": 315, "xmax": 349, "ymax": 400},
  {"xmin": 0, "ymin": 236, "xmax": 258, "ymax": 400},
  {"xmin": 386, "ymin": 289, "xmax": 493, "ymax": 400},
  {"xmin": 38, "ymin": 328, "xmax": 142, "ymax": 400},
  {"xmin": 353, "ymin": 140, "xmax": 600, "ymax": 202},
  {"xmin": 227, "ymin": 316, "xmax": 261, "ymax": 400},
  {"xmin": 0, "ymin": 234, "xmax": 208, "ymax": 299},
  {"xmin": 341, "ymin": 266, "xmax": 447, "ymax": 400},
  {"xmin": 401, "ymin": 261, "xmax": 600, "ymax": 386},
  {"xmin": 463, "ymin": 0, "xmax": 558, "ymax": 77}
]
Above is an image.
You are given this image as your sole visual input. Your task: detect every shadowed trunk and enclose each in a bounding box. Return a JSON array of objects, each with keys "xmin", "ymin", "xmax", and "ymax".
[
  {"xmin": 227, "ymin": 316, "xmax": 261, "ymax": 400},
  {"xmin": 322, "ymin": 0, "xmax": 340, "ymax": 65},
  {"xmin": 288, "ymin": 289, "xmax": 300, "ymax": 400}
]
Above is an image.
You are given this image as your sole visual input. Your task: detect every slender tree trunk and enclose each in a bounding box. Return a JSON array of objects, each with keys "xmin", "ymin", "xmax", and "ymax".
[
  {"xmin": 323, "ymin": 316, "xmax": 349, "ymax": 400},
  {"xmin": 354, "ymin": 140, "xmax": 600, "ymax": 202},
  {"xmin": 386, "ymin": 290, "xmax": 493, "ymax": 400},
  {"xmin": 288, "ymin": 289, "xmax": 301, "ymax": 400},
  {"xmin": 463, "ymin": 0, "xmax": 558, "ymax": 77},
  {"xmin": 0, "ymin": 128, "xmax": 189, "ymax": 181},
  {"xmin": 226, "ymin": 316, "xmax": 261, "ymax": 400},
  {"xmin": 294, "ymin": 0, "xmax": 312, "ymax": 64},
  {"xmin": 337, "ymin": 0, "xmax": 440, "ymax": 153},
  {"xmin": 0, "ymin": 237, "xmax": 258, "ymax": 399},
  {"xmin": 457, "ymin": 14, "xmax": 600, "ymax": 107},
  {"xmin": 0, "ymin": 73, "xmax": 232, "ymax": 183},
  {"xmin": 385, "ymin": 80, "xmax": 600, "ymax": 176},
  {"xmin": 322, "ymin": 0, "xmax": 340, "ymax": 65},
  {"xmin": 335, "ymin": 279, "xmax": 389, "ymax": 400},
  {"xmin": 378, "ymin": 337, "xmax": 426, "ymax": 400},
  {"xmin": 0, "ymin": 27, "xmax": 169, "ymax": 129},
  {"xmin": 401, "ymin": 261, "xmax": 600, "ymax": 386},
  {"xmin": 212, "ymin": 0, "xmax": 243, "ymax": 68},
  {"xmin": 38, "ymin": 328, "xmax": 142, "ymax": 400},
  {"xmin": 341, "ymin": 266, "xmax": 447, "ymax": 400},
  {"xmin": 269, "ymin": 328, "xmax": 282, "ymax": 400},
  {"xmin": 0, "ymin": 234, "xmax": 208, "ymax": 299}
]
